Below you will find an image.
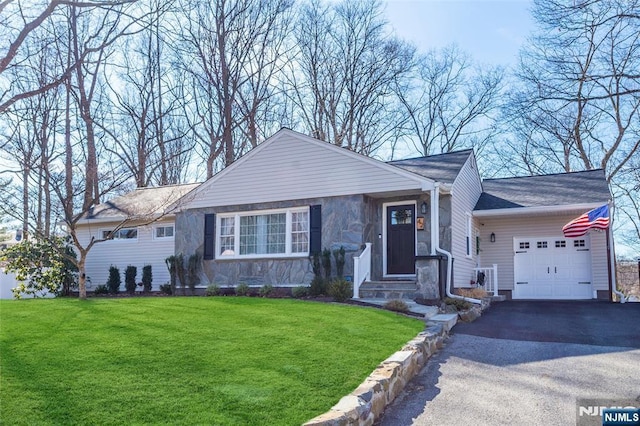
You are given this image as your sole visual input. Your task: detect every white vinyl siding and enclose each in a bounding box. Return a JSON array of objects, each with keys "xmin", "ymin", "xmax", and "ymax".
[
  {"xmin": 450, "ymin": 155, "xmax": 483, "ymax": 288},
  {"xmin": 477, "ymin": 214, "xmax": 609, "ymax": 294},
  {"xmin": 216, "ymin": 207, "xmax": 309, "ymax": 259},
  {"xmin": 185, "ymin": 131, "xmax": 433, "ymax": 209},
  {"xmin": 76, "ymin": 219, "xmax": 175, "ymax": 291}
]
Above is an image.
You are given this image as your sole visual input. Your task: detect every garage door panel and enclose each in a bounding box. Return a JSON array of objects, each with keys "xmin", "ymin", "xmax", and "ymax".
[{"xmin": 514, "ymin": 236, "xmax": 592, "ymax": 300}]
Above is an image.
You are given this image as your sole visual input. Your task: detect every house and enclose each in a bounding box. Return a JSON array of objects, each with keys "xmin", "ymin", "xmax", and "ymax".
[
  {"xmin": 172, "ymin": 128, "xmax": 615, "ymax": 301},
  {"xmin": 75, "ymin": 183, "xmax": 199, "ymax": 290}
]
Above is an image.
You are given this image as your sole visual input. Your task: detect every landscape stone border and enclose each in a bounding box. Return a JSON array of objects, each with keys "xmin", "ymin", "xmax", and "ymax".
[{"xmin": 304, "ymin": 323, "xmax": 448, "ymax": 426}]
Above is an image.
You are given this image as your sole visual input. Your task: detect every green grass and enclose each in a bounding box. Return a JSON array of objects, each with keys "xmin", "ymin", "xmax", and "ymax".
[{"xmin": 0, "ymin": 297, "xmax": 423, "ymax": 425}]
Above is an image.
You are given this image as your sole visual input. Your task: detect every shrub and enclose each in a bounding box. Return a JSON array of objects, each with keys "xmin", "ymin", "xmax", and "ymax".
[
  {"xmin": 93, "ymin": 284, "xmax": 109, "ymax": 295},
  {"xmin": 292, "ymin": 286, "xmax": 309, "ymax": 299},
  {"xmin": 106, "ymin": 266, "xmax": 121, "ymax": 294},
  {"xmin": 456, "ymin": 288, "xmax": 488, "ymax": 299},
  {"xmin": 165, "ymin": 256, "xmax": 177, "ymax": 295},
  {"xmin": 384, "ymin": 299, "xmax": 409, "ymax": 313},
  {"xmin": 0, "ymin": 236, "xmax": 76, "ymax": 298},
  {"xmin": 444, "ymin": 297, "xmax": 472, "ymax": 311},
  {"xmin": 309, "ymin": 276, "xmax": 327, "ymax": 297},
  {"xmin": 142, "ymin": 265, "xmax": 152, "ymax": 292},
  {"xmin": 310, "ymin": 252, "xmax": 322, "ymax": 278},
  {"xmin": 333, "ymin": 246, "xmax": 346, "ymax": 278},
  {"xmin": 174, "ymin": 254, "xmax": 187, "ymax": 295},
  {"xmin": 159, "ymin": 283, "xmax": 172, "ymax": 295},
  {"xmin": 187, "ymin": 253, "xmax": 201, "ymax": 294},
  {"xmin": 125, "ymin": 265, "xmax": 137, "ymax": 295},
  {"xmin": 321, "ymin": 248, "xmax": 332, "ymax": 278},
  {"xmin": 259, "ymin": 284, "xmax": 274, "ymax": 297},
  {"xmin": 205, "ymin": 283, "xmax": 220, "ymax": 296},
  {"xmin": 328, "ymin": 279, "xmax": 352, "ymax": 302},
  {"xmin": 235, "ymin": 283, "xmax": 250, "ymax": 296}
]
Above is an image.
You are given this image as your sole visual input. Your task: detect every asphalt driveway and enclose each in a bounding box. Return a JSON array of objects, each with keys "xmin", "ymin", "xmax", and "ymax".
[{"xmin": 378, "ymin": 301, "xmax": 640, "ymax": 426}]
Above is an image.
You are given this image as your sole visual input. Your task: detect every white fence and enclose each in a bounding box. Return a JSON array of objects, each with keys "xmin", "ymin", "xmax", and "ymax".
[
  {"xmin": 352, "ymin": 243, "xmax": 372, "ymax": 299},
  {"xmin": 1, "ymin": 270, "xmax": 54, "ymax": 299},
  {"xmin": 473, "ymin": 264, "xmax": 499, "ymax": 297}
]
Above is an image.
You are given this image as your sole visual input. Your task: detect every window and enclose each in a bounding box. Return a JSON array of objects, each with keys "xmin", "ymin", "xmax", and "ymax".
[
  {"xmin": 537, "ymin": 241, "xmax": 548, "ymax": 248},
  {"xmin": 391, "ymin": 209, "xmax": 412, "ymax": 225},
  {"xmin": 519, "ymin": 242, "xmax": 530, "ymax": 249},
  {"xmin": 466, "ymin": 213, "xmax": 472, "ymax": 257},
  {"xmin": 555, "ymin": 240, "xmax": 566, "ymax": 248},
  {"xmin": 574, "ymin": 239, "xmax": 586, "ymax": 247},
  {"xmin": 155, "ymin": 225, "xmax": 174, "ymax": 239},
  {"xmin": 217, "ymin": 208, "xmax": 309, "ymax": 258},
  {"xmin": 102, "ymin": 228, "xmax": 137, "ymax": 240}
]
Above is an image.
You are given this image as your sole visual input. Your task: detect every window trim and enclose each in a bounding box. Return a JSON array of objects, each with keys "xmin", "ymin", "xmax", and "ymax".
[
  {"xmin": 465, "ymin": 212, "xmax": 473, "ymax": 258},
  {"xmin": 153, "ymin": 225, "xmax": 175, "ymax": 240},
  {"xmin": 101, "ymin": 227, "xmax": 138, "ymax": 241},
  {"xmin": 215, "ymin": 207, "xmax": 310, "ymax": 259}
]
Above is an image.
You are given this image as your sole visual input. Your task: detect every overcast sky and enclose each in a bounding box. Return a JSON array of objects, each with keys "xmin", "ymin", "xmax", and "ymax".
[{"xmin": 384, "ymin": 0, "xmax": 534, "ymax": 68}]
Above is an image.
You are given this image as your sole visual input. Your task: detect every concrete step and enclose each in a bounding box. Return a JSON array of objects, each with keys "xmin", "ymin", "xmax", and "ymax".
[
  {"xmin": 427, "ymin": 313, "xmax": 458, "ymax": 332},
  {"xmin": 359, "ymin": 280, "xmax": 418, "ymax": 300},
  {"xmin": 355, "ymin": 298, "xmax": 440, "ymax": 319}
]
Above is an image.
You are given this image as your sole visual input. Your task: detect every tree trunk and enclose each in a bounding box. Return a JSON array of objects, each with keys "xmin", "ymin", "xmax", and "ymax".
[{"xmin": 78, "ymin": 256, "xmax": 87, "ymax": 300}]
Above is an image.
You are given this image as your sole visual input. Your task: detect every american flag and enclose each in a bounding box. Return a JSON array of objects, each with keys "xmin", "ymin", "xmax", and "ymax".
[{"xmin": 562, "ymin": 204, "xmax": 610, "ymax": 238}]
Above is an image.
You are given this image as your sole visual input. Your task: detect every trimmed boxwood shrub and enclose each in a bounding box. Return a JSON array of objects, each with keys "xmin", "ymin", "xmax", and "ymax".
[
  {"xmin": 106, "ymin": 266, "xmax": 121, "ymax": 294},
  {"xmin": 142, "ymin": 265, "xmax": 152, "ymax": 292},
  {"xmin": 125, "ymin": 265, "xmax": 137, "ymax": 295}
]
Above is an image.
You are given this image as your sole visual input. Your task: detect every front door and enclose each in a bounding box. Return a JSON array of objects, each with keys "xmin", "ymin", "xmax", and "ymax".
[{"xmin": 386, "ymin": 204, "xmax": 416, "ymax": 275}]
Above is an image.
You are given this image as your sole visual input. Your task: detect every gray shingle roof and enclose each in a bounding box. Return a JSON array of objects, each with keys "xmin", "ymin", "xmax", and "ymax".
[
  {"xmin": 475, "ymin": 169, "xmax": 610, "ymax": 211},
  {"xmin": 388, "ymin": 149, "xmax": 473, "ymax": 184},
  {"xmin": 82, "ymin": 183, "xmax": 200, "ymax": 220}
]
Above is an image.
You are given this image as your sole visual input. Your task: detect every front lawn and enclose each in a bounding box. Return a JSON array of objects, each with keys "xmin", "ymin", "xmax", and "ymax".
[{"xmin": 0, "ymin": 297, "xmax": 423, "ymax": 425}]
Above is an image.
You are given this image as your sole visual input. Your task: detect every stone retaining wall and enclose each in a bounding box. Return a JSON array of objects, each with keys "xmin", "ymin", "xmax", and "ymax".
[{"xmin": 304, "ymin": 323, "xmax": 448, "ymax": 426}]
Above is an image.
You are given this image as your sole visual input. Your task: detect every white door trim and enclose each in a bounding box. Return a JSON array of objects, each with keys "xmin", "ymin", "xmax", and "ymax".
[{"xmin": 382, "ymin": 200, "xmax": 417, "ymax": 278}]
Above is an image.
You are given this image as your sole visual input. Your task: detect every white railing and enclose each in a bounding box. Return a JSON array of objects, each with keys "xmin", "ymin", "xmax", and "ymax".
[
  {"xmin": 473, "ymin": 264, "xmax": 498, "ymax": 297},
  {"xmin": 352, "ymin": 243, "xmax": 372, "ymax": 299}
]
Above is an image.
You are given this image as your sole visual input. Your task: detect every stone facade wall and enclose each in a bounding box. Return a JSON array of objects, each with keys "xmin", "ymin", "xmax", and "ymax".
[
  {"xmin": 175, "ymin": 192, "xmax": 454, "ymax": 286},
  {"xmin": 175, "ymin": 195, "xmax": 370, "ymax": 287}
]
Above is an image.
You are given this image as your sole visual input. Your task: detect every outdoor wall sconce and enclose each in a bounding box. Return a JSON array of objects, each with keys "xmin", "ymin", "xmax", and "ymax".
[
  {"xmin": 420, "ymin": 201, "xmax": 428, "ymax": 215},
  {"xmin": 490, "ymin": 232, "xmax": 496, "ymax": 243}
]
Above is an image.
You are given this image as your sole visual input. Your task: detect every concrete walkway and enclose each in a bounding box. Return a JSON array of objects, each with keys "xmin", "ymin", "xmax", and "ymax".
[{"xmin": 355, "ymin": 298, "xmax": 439, "ymax": 318}]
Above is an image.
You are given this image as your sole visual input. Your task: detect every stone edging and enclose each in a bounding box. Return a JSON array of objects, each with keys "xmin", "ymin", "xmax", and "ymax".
[{"xmin": 304, "ymin": 323, "xmax": 448, "ymax": 426}]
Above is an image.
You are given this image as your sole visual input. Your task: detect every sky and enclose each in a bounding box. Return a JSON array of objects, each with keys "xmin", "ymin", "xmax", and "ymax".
[{"xmin": 383, "ymin": 0, "xmax": 534, "ymax": 68}]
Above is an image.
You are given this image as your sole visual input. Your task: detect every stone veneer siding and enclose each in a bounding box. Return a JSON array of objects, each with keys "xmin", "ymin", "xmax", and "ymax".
[{"xmin": 175, "ymin": 195, "xmax": 374, "ymax": 287}]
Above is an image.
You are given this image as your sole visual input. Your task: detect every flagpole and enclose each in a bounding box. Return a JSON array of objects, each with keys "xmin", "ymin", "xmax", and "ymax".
[{"xmin": 606, "ymin": 227, "xmax": 613, "ymax": 302}]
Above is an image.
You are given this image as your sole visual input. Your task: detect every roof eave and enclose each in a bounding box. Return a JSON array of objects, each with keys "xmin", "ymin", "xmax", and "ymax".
[{"xmin": 473, "ymin": 202, "xmax": 605, "ymax": 218}]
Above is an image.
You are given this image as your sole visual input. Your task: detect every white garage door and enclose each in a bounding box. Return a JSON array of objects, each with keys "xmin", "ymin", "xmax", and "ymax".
[{"xmin": 513, "ymin": 236, "xmax": 592, "ymax": 300}]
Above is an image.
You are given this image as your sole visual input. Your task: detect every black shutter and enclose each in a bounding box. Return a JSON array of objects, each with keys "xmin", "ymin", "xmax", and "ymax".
[
  {"xmin": 203, "ymin": 213, "xmax": 215, "ymax": 260},
  {"xmin": 309, "ymin": 205, "xmax": 321, "ymax": 255}
]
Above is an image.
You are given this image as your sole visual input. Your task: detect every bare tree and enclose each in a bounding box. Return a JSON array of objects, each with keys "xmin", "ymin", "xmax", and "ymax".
[
  {"xmin": 397, "ymin": 44, "xmax": 504, "ymax": 157},
  {"xmin": 178, "ymin": 0, "xmax": 293, "ymax": 177},
  {"xmin": 499, "ymin": 0, "xmax": 640, "ymax": 251},
  {"xmin": 288, "ymin": 0, "xmax": 414, "ymax": 155},
  {"xmin": 0, "ymin": 0, "xmax": 138, "ymax": 113}
]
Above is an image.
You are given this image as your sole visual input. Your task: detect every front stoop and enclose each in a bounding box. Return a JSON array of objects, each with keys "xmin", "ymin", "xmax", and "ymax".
[
  {"xmin": 358, "ymin": 281, "xmax": 417, "ymax": 300},
  {"xmin": 304, "ymin": 323, "xmax": 449, "ymax": 426}
]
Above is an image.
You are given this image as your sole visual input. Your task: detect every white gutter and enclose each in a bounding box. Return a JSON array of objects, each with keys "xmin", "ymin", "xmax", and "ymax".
[
  {"xmin": 430, "ymin": 184, "xmax": 481, "ymax": 305},
  {"xmin": 473, "ymin": 202, "xmax": 603, "ymax": 218}
]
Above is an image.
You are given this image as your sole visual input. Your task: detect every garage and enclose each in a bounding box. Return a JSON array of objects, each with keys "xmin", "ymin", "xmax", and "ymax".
[{"xmin": 513, "ymin": 236, "xmax": 593, "ymax": 299}]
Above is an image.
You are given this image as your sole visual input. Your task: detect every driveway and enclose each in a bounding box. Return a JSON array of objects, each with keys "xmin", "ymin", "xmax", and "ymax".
[{"xmin": 378, "ymin": 301, "xmax": 640, "ymax": 426}]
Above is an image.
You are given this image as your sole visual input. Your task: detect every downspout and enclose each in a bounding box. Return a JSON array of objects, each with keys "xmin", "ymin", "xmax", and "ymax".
[{"xmin": 430, "ymin": 183, "xmax": 481, "ymax": 305}]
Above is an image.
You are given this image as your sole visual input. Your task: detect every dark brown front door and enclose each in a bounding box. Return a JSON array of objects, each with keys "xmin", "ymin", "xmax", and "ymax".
[{"xmin": 386, "ymin": 204, "xmax": 416, "ymax": 275}]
